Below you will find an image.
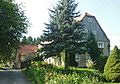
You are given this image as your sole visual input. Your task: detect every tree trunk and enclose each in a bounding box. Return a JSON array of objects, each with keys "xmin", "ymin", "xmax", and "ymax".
[{"xmin": 64, "ymin": 49, "xmax": 69, "ymax": 73}]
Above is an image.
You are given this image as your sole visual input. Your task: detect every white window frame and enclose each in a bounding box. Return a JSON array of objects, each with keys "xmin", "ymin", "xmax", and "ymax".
[{"xmin": 97, "ymin": 42, "xmax": 104, "ymax": 48}]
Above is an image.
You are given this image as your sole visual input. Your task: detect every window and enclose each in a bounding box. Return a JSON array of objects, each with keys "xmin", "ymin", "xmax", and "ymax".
[
  {"xmin": 92, "ymin": 30, "xmax": 97, "ymax": 35},
  {"xmin": 75, "ymin": 53, "xmax": 80, "ymax": 61},
  {"xmin": 98, "ymin": 42, "xmax": 104, "ymax": 48},
  {"xmin": 88, "ymin": 18, "xmax": 92, "ymax": 23}
]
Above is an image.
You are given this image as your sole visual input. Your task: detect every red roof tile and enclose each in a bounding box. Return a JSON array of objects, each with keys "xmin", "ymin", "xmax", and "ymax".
[{"xmin": 17, "ymin": 45, "xmax": 38, "ymax": 55}]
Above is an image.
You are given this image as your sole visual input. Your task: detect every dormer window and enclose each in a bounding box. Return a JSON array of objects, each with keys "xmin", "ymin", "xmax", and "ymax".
[{"xmin": 88, "ymin": 18, "xmax": 92, "ymax": 23}]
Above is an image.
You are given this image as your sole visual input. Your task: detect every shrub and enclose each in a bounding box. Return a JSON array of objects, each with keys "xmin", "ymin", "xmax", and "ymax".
[
  {"xmin": 45, "ymin": 72, "xmax": 82, "ymax": 84},
  {"xmin": 24, "ymin": 64, "xmax": 46, "ymax": 84},
  {"xmin": 104, "ymin": 46, "xmax": 120, "ymax": 82},
  {"xmin": 95, "ymin": 55, "xmax": 108, "ymax": 72},
  {"xmin": 24, "ymin": 61, "xmax": 102, "ymax": 84},
  {"xmin": 86, "ymin": 59, "xmax": 95, "ymax": 69},
  {"xmin": 82, "ymin": 76, "xmax": 103, "ymax": 84}
]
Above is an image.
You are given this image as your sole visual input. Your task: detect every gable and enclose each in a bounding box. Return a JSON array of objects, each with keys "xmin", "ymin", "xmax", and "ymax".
[{"xmin": 82, "ymin": 16, "xmax": 110, "ymax": 42}]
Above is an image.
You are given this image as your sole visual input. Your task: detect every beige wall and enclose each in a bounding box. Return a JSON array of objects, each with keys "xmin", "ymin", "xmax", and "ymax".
[{"xmin": 102, "ymin": 42, "xmax": 110, "ymax": 56}]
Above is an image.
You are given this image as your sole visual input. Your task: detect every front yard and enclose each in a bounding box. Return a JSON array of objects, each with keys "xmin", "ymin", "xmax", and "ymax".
[{"xmin": 23, "ymin": 61, "xmax": 120, "ymax": 84}]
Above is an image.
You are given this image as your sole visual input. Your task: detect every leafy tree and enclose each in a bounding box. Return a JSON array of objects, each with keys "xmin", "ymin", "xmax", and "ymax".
[
  {"xmin": 104, "ymin": 46, "xmax": 120, "ymax": 82},
  {"xmin": 33, "ymin": 37, "xmax": 40, "ymax": 45},
  {"xmin": 0, "ymin": 0, "xmax": 28, "ymax": 62},
  {"xmin": 40, "ymin": 0, "xmax": 86, "ymax": 72},
  {"xmin": 87, "ymin": 32, "xmax": 101, "ymax": 62},
  {"xmin": 28, "ymin": 36, "xmax": 33, "ymax": 44},
  {"xmin": 21, "ymin": 36, "xmax": 40, "ymax": 45},
  {"xmin": 21, "ymin": 36, "xmax": 30, "ymax": 44}
]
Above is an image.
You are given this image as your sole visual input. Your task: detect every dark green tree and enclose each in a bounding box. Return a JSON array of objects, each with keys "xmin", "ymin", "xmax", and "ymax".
[
  {"xmin": 69, "ymin": 52, "xmax": 78, "ymax": 67},
  {"xmin": 21, "ymin": 36, "xmax": 40, "ymax": 45},
  {"xmin": 95, "ymin": 54, "xmax": 108, "ymax": 72},
  {"xmin": 33, "ymin": 37, "xmax": 40, "ymax": 45},
  {"xmin": 0, "ymin": 0, "xmax": 28, "ymax": 62},
  {"xmin": 40, "ymin": 0, "xmax": 86, "ymax": 72},
  {"xmin": 87, "ymin": 32, "xmax": 101, "ymax": 62},
  {"xmin": 21, "ymin": 36, "xmax": 30, "ymax": 44},
  {"xmin": 28, "ymin": 36, "xmax": 33, "ymax": 44},
  {"xmin": 104, "ymin": 46, "xmax": 120, "ymax": 82}
]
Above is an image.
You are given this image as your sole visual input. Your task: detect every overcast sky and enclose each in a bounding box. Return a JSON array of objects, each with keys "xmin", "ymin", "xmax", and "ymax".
[{"xmin": 15, "ymin": 0, "xmax": 120, "ymax": 49}]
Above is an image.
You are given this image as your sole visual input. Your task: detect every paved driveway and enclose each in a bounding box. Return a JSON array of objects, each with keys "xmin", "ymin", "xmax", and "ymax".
[{"xmin": 0, "ymin": 69, "xmax": 31, "ymax": 84}]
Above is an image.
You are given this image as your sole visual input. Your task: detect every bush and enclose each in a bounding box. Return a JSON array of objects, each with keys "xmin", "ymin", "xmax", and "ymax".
[
  {"xmin": 46, "ymin": 72, "xmax": 82, "ymax": 84},
  {"xmin": 104, "ymin": 46, "xmax": 120, "ymax": 82},
  {"xmin": 24, "ymin": 61, "xmax": 102, "ymax": 84},
  {"xmin": 95, "ymin": 55, "xmax": 108, "ymax": 72},
  {"xmin": 86, "ymin": 59, "xmax": 95, "ymax": 69},
  {"xmin": 82, "ymin": 76, "xmax": 103, "ymax": 84}
]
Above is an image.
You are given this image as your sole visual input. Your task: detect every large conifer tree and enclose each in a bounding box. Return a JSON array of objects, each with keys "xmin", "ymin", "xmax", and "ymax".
[{"xmin": 40, "ymin": 0, "xmax": 86, "ymax": 72}]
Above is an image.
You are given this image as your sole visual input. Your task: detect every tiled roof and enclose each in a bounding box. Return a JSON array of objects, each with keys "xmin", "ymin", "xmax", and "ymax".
[{"xmin": 17, "ymin": 45, "xmax": 38, "ymax": 55}]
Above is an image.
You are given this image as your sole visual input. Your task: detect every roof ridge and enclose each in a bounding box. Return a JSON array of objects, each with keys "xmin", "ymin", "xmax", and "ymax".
[
  {"xmin": 85, "ymin": 12, "xmax": 94, "ymax": 16},
  {"xmin": 75, "ymin": 12, "xmax": 94, "ymax": 21}
]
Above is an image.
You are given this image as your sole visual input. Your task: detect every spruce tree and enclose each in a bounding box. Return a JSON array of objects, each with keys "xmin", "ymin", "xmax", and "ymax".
[
  {"xmin": 40, "ymin": 0, "xmax": 86, "ymax": 72},
  {"xmin": 104, "ymin": 46, "xmax": 120, "ymax": 82}
]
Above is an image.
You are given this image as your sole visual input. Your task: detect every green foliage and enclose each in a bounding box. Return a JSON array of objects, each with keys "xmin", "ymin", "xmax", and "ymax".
[
  {"xmin": 40, "ymin": 0, "xmax": 87, "ymax": 72},
  {"xmin": 69, "ymin": 52, "xmax": 78, "ymax": 67},
  {"xmin": 24, "ymin": 61, "xmax": 104, "ymax": 84},
  {"xmin": 21, "ymin": 36, "xmax": 40, "ymax": 45},
  {"xmin": 104, "ymin": 46, "xmax": 120, "ymax": 82},
  {"xmin": 0, "ymin": 0, "xmax": 28, "ymax": 61},
  {"xmin": 95, "ymin": 55, "xmax": 108, "ymax": 72},
  {"xmin": 82, "ymin": 76, "xmax": 103, "ymax": 84},
  {"xmin": 87, "ymin": 32, "xmax": 101, "ymax": 61}
]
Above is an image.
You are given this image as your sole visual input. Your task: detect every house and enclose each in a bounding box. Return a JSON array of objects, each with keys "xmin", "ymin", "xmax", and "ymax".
[
  {"xmin": 74, "ymin": 12, "xmax": 110, "ymax": 67},
  {"xmin": 45, "ymin": 12, "xmax": 110, "ymax": 67},
  {"xmin": 15, "ymin": 45, "xmax": 39, "ymax": 68}
]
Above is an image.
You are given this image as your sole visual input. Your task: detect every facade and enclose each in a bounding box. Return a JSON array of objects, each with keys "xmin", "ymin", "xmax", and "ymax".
[
  {"xmin": 75, "ymin": 12, "xmax": 110, "ymax": 67},
  {"xmin": 45, "ymin": 13, "xmax": 110, "ymax": 67}
]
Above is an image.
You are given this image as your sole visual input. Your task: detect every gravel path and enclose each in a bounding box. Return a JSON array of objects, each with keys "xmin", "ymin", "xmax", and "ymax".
[{"xmin": 0, "ymin": 69, "xmax": 31, "ymax": 84}]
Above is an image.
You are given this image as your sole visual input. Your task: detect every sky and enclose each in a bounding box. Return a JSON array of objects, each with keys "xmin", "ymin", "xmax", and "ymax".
[{"xmin": 15, "ymin": 0, "xmax": 120, "ymax": 49}]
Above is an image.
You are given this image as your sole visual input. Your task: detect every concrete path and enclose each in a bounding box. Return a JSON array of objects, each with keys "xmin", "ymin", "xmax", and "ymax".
[{"xmin": 0, "ymin": 69, "xmax": 31, "ymax": 84}]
